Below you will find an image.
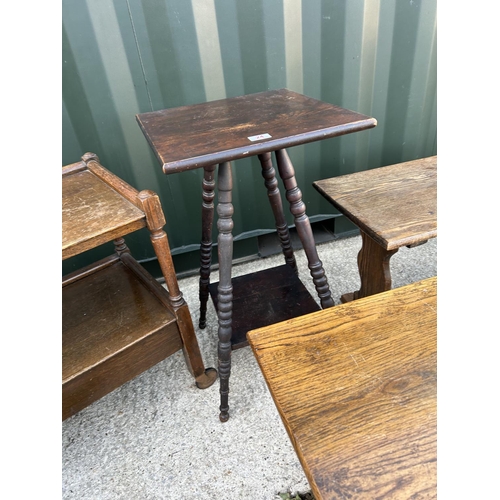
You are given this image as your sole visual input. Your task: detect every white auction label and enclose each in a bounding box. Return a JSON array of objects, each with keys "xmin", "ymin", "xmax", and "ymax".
[{"xmin": 248, "ymin": 133, "xmax": 272, "ymax": 142}]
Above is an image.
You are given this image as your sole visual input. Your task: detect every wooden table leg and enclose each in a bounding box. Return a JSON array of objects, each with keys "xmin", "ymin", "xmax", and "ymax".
[
  {"xmin": 199, "ymin": 164, "xmax": 216, "ymax": 329},
  {"xmin": 135, "ymin": 190, "xmax": 217, "ymax": 389},
  {"xmin": 275, "ymin": 149, "xmax": 334, "ymax": 309},
  {"xmin": 257, "ymin": 152, "xmax": 297, "ymax": 273},
  {"xmin": 216, "ymin": 161, "xmax": 234, "ymax": 422},
  {"xmin": 341, "ymin": 230, "xmax": 399, "ymax": 303}
]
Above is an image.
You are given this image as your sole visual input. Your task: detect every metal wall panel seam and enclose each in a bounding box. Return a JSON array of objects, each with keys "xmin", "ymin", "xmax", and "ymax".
[{"xmin": 191, "ymin": 0, "xmax": 227, "ymax": 102}]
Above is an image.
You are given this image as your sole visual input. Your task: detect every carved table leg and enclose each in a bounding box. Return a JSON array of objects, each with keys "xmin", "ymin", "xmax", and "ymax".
[
  {"xmin": 216, "ymin": 162, "xmax": 234, "ymax": 422},
  {"xmin": 199, "ymin": 164, "xmax": 217, "ymax": 329},
  {"xmin": 258, "ymin": 152, "xmax": 297, "ymax": 273},
  {"xmin": 340, "ymin": 230, "xmax": 399, "ymax": 303},
  {"xmin": 138, "ymin": 190, "xmax": 217, "ymax": 389},
  {"xmin": 275, "ymin": 149, "xmax": 334, "ymax": 309}
]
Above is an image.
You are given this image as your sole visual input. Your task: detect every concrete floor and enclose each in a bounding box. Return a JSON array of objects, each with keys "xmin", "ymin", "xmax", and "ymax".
[{"xmin": 62, "ymin": 235, "xmax": 437, "ymax": 500}]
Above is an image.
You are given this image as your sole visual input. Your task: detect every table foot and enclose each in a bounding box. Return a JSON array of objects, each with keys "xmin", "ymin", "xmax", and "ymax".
[
  {"xmin": 275, "ymin": 149, "xmax": 334, "ymax": 308},
  {"xmin": 199, "ymin": 164, "xmax": 216, "ymax": 329},
  {"xmin": 195, "ymin": 367, "xmax": 218, "ymax": 389}
]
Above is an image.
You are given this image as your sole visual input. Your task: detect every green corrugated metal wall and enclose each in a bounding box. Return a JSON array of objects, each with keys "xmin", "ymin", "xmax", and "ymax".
[{"xmin": 62, "ymin": 0, "xmax": 437, "ymax": 274}]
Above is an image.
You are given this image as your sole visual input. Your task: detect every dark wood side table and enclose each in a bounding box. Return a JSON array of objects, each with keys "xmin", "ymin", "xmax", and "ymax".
[
  {"xmin": 136, "ymin": 89, "xmax": 376, "ymax": 421},
  {"xmin": 247, "ymin": 277, "xmax": 437, "ymax": 499}
]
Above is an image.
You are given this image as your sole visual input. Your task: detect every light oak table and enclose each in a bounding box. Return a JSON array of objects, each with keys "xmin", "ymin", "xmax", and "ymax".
[
  {"xmin": 136, "ymin": 88, "xmax": 376, "ymax": 421},
  {"xmin": 313, "ymin": 156, "xmax": 437, "ymax": 303},
  {"xmin": 248, "ymin": 276, "xmax": 437, "ymax": 500},
  {"xmin": 62, "ymin": 153, "xmax": 216, "ymax": 420}
]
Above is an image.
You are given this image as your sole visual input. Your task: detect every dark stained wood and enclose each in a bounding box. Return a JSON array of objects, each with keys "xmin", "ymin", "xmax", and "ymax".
[
  {"xmin": 275, "ymin": 149, "xmax": 334, "ymax": 309},
  {"xmin": 136, "ymin": 90, "xmax": 377, "ymax": 421},
  {"xmin": 209, "ymin": 264, "xmax": 321, "ymax": 349},
  {"xmin": 247, "ymin": 277, "xmax": 437, "ymax": 500},
  {"xmin": 136, "ymin": 89, "xmax": 377, "ymax": 174},
  {"xmin": 313, "ymin": 156, "xmax": 437, "ymax": 301},
  {"xmin": 215, "ymin": 161, "xmax": 234, "ymax": 422},
  {"xmin": 62, "ymin": 154, "xmax": 217, "ymax": 419},
  {"xmin": 258, "ymin": 152, "xmax": 297, "ymax": 273},
  {"xmin": 199, "ymin": 164, "xmax": 217, "ymax": 329}
]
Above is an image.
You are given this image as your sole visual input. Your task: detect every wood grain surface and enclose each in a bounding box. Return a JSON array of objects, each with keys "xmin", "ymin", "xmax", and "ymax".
[
  {"xmin": 313, "ymin": 156, "xmax": 437, "ymax": 250},
  {"xmin": 62, "ymin": 259, "xmax": 177, "ymax": 383},
  {"xmin": 62, "ymin": 169, "xmax": 145, "ymax": 259},
  {"xmin": 247, "ymin": 277, "xmax": 437, "ymax": 500},
  {"xmin": 136, "ymin": 89, "xmax": 376, "ymax": 173}
]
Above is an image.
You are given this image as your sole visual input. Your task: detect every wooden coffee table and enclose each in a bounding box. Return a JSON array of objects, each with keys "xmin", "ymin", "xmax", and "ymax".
[
  {"xmin": 248, "ymin": 276, "xmax": 437, "ymax": 499},
  {"xmin": 136, "ymin": 89, "xmax": 376, "ymax": 421}
]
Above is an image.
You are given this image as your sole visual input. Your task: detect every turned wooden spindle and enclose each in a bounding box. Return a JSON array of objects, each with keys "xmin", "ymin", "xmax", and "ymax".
[
  {"xmin": 138, "ymin": 190, "xmax": 184, "ymax": 309},
  {"xmin": 138, "ymin": 190, "xmax": 217, "ymax": 389},
  {"xmin": 258, "ymin": 152, "xmax": 297, "ymax": 273},
  {"xmin": 113, "ymin": 237, "xmax": 130, "ymax": 255},
  {"xmin": 275, "ymin": 149, "xmax": 334, "ymax": 309},
  {"xmin": 199, "ymin": 164, "xmax": 216, "ymax": 329},
  {"xmin": 216, "ymin": 162, "xmax": 234, "ymax": 422}
]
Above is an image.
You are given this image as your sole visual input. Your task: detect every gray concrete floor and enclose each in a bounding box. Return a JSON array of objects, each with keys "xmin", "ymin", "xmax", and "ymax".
[{"xmin": 62, "ymin": 235, "xmax": 437, "ymax": 500}]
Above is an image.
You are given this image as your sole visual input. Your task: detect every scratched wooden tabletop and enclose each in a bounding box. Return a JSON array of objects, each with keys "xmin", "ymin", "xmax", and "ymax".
[
  {"xmin": 136, "ymin": 89, "xmax": 376, "ymax": 173},
  {"xmin": 247, "ymin": 277, "xmax": 437, "ymax": 499},
  {"xmin": 313, "ymin": 156, "xmax": 437, "ymax": 250}
]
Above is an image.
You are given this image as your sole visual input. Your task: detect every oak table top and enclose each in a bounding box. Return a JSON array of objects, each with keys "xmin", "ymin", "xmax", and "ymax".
[
  {"xmin": 247, "ymin": 276, "xmax": 437, "ymax": 499},
  {"xmin": 62, "ymin": 162, "xmax": 146, "ymax": 260},
  {"xmin": 136, "ymin": 88, "xmax": 376, "ymax": 174},
  {"xmin": 313, "ymin": 156, "xmax": 437, "ymax": 251}
]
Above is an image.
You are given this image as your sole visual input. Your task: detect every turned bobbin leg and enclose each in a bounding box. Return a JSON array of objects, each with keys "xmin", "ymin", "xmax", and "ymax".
[
  {"xmin": 216, "ymin": 162, "xmax": 234, "ymax": 422},
  {"xmin": 275, "ymin": 149, "xmax": 334, "ymax": 309},
  {"xmin": 113, "ymin": 237, "xmax": 130, "ymax": 255},
  {"xmin": 340, "ymin": 230, "xmax": 399, "ymax": 303},
  {"xmin": 258, "ymin": 152, "xmax": 297, "ymax": 273},
  {"xmin": 199, "ymin": 164, "xmax": 217, "ymax": 329}
]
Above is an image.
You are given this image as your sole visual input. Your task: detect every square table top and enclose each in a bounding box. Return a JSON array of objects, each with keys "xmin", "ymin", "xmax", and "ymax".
[
  {"xmin": 247, "ymin": 276, "xmax": 437, "ymax": 500},
  {"xmin": 136, "ymin": 89, "xmax": 376, "ymax": 174}
]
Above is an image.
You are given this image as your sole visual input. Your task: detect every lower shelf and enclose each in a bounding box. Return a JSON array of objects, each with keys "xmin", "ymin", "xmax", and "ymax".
[
  {"xmin": 62, "ymin": 255, "xmax": 183, "ymax": 420},
  {"xmin": 209, "ymin": 264, "xmax": 321, "ymax": 349}
]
